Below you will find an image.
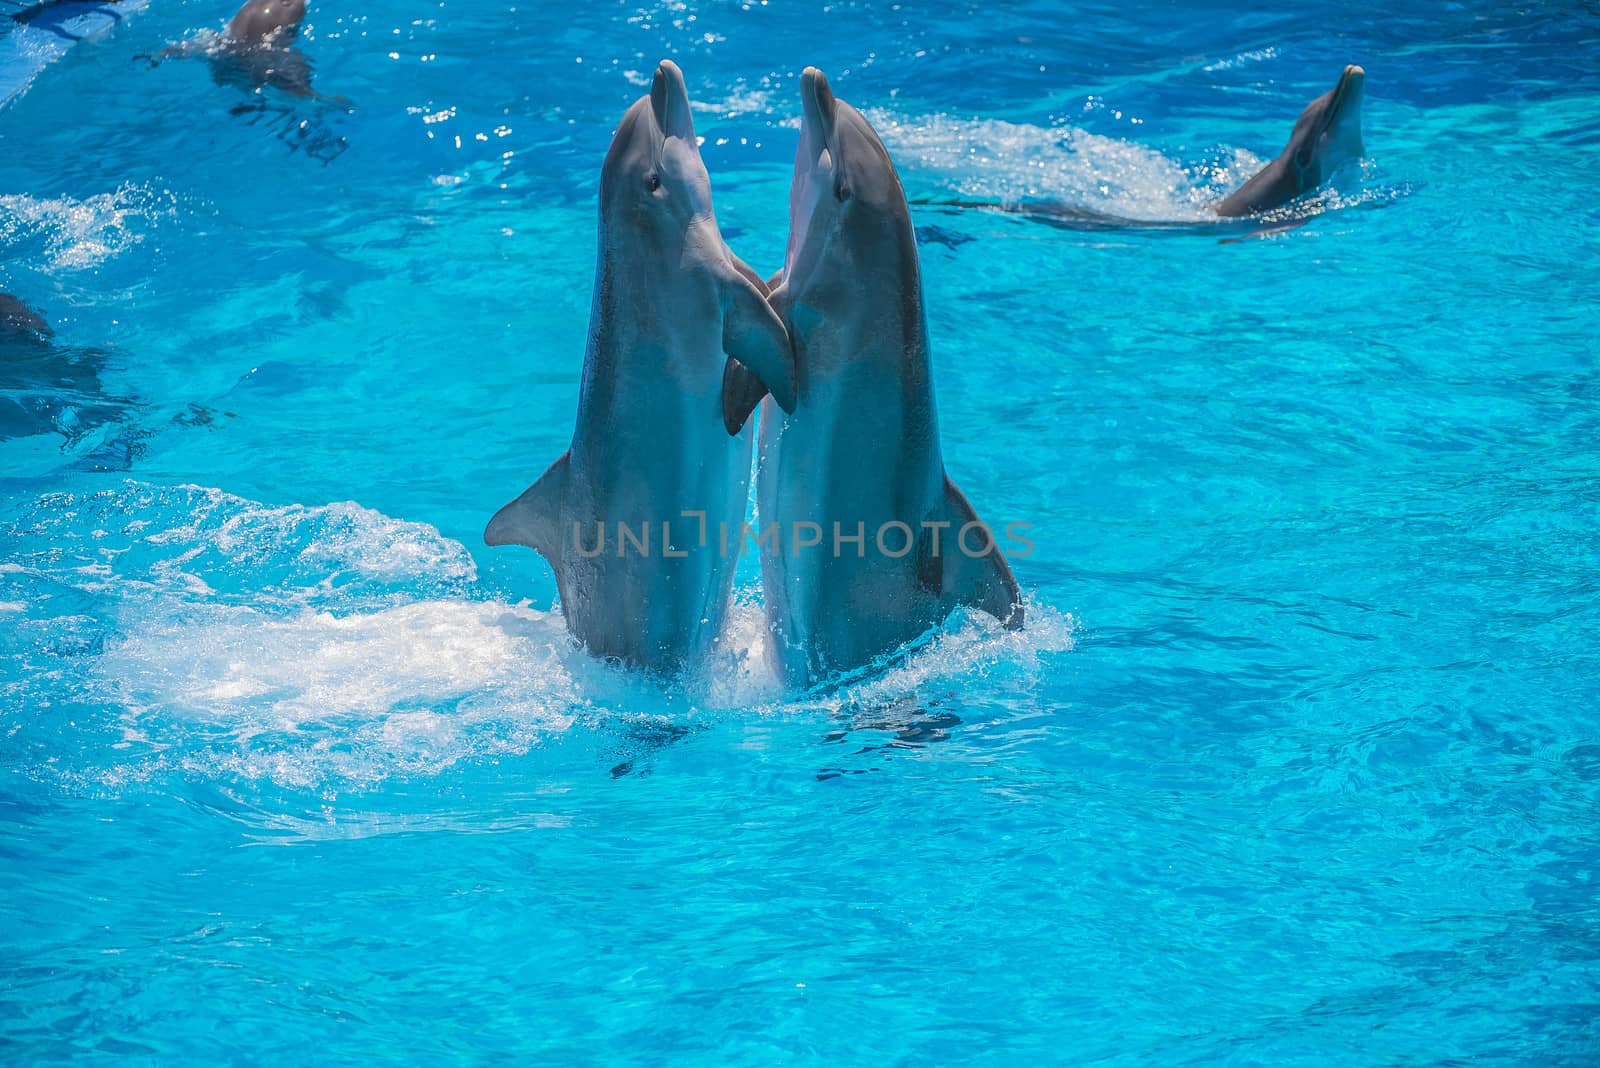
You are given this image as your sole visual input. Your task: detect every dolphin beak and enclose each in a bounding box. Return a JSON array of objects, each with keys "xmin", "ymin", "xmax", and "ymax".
[
  {"xmin": 1331, "ymin": 64, "xmax": 1365, "ymax": 119},
  {"xmin": 651, "ymin": 59, "xmax": 695, "ymax": 141},
  {"xmin": 799, "ymin": 66, "xmax": 836, "ymax": 151}
]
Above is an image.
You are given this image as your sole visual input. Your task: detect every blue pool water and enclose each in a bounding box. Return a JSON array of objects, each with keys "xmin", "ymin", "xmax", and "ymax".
[{"xmin": 3, "ymin": 0, "xmax": 1598, "ymax": 1061}]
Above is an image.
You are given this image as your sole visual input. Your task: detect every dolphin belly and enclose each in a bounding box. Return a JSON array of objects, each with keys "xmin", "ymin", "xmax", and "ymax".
[
  {"xmin": 757, "ymin": 367, "xmax": 946, "ymax": 683},
  {"xmin": 562, "ymin": 394, "xmax": 752, "ymax": 666}
]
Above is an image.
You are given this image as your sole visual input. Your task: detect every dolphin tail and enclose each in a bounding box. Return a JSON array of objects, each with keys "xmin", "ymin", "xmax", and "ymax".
[
  {"xmin": 485, "ymin": 450, "xmax": 570, "ymax": 575},
  {"xmin": 918, "ymin": 475, "xmax": 1025, "ymax": 630},
  {"xmin": 722, "ymin": 271, "xmax": 795, "ymax": 421}
]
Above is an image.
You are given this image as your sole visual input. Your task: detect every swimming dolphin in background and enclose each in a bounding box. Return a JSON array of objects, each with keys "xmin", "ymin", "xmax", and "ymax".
[
  {"xmin": 733, "ymin": 66, "xmax": 1022, "ymax": 686},
  {"xmin": 485, "ymin": 60, "xmax": 796, "ymax": 673},
  {"xmin": 0, "ymin": 295, "xmax": 135, "ymax": 463},
  {"xmin": 225, "ymin": 0, "xmax": 305, "ymax": 45},
  {"xmin": 215, "ymin": 0, "xmax": 318, "ymax": 97},
  {"xmin": 149, "ymin": 0, "xmax": 322, "ymax": 99},
  {"xmin": 1215, "ymin": 64, "xmax": 1365, "ymax": 217},
  {"xmin": 0, "ymin": 294, "xmax": 52, "ymax": 340}
]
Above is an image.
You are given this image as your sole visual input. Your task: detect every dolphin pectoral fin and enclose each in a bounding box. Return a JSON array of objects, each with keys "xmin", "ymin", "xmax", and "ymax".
[
  {"xmin": 727, "ymin": 252, "xmax": 771, "ymax": 297},
  {"xmin": 920, "ymin": 475, "xmax": 1025, "ymax": 630},
  {"xmin": 1219, "ymin": 219, "xmax": 1309, "ymax": 244},
  {"xmin": 723, "ymin": 275, "xmax": 797, "ymax": 414},
  {"xmin": 485, "ymin": 450, "xmax": 570, "ymax": 574},
  {"xmin": 721, "ymin": 358, "xmax": 769, "ymax": 435}
]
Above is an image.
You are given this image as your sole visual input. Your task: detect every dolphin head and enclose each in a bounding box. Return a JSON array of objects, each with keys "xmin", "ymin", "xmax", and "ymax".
[
  {"xmin": 226, "ymin": 0, "xmax": 307, "ymax": 46},
  {"xmin": 781, "ymin": 67, "xmax": 916, "ymax": 297},
  {"xmin": 1282, "ymin": 64, "xmax": 1365, "ymax": 192},
  {"xmin": 599, "ymin": 60, "xmax": 720, "ymax": 263}
]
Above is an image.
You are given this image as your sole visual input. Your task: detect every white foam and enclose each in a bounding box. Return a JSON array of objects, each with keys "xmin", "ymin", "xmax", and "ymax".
[
  {"xmin": 1202, "ymin": 48, "xmax": 1281, "ymax": 73},
  {"xmin": 94, "ymin": 598, "xmax": 585, "ymax": 788},
  {"xmin": 689, "ymin": 80, "xmax": 779, "ymax": 118},
  {"xmin": 0, "ymin": 183, "xmax": 176, "ymax": 271}
]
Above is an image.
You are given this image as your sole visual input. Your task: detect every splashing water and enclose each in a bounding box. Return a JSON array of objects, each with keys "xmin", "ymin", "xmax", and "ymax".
[
  {"xmin": 0, "ymin": 183, "xmax": 177, "ymax": 271},
  {"xmin": 0, "ymin": 482, "xmax": 1073, "ymax": 793}
]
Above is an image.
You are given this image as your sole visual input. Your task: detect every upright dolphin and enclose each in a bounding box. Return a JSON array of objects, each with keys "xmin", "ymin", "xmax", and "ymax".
[
  {"xmin": 1215, "ymin": 64, "xmax": 1365, "ymax": 217},
  {"xmin": 734, "ymin": 66, "xmax": 1022, "ymax": 687},
  {"xmin": 486, "ymin": 60, "xmax": 796, "ymax": 673}
]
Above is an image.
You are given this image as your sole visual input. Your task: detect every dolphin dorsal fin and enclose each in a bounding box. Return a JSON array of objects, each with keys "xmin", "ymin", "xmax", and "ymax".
[
  {"xmin": 917, "ymin": 474, "xmax": 1025, "ymax": 629},
  {"xmin": 485, "ymin": 451, "xmax": 571, "ymax": 575}
]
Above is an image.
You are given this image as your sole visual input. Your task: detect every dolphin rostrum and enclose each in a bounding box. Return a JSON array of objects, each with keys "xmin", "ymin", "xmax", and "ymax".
[
  {"xmin": 731, "ymin": 66, "xmax": 1022, "ymax": 686},
  {"xmin": 486, "ymin": 60, "xmax": 796, "ymax": 673},
  {"xmin": 1215, "ymin": 64, "xmax": 1365, "ymax": 217}
]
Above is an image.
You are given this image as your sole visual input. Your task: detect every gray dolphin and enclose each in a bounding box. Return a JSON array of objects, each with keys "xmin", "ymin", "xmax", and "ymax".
[
  {"xmin": 149, "ymin": 0, "xmax": 320, "ymax": 99},
  {"xmin": 225, "ymin": 0, "xmax": 305, "ymax": 45},
  {"xmin": 0, "ymin": 296, "xmax": 133, "ymax": 458},
  {"xmin": 485, "ymin": 60, "xmax": 796, "ymax": 673},
  {"xmin": 734, "ymin": 66, "xmax": 1023, "ymax": 687},
  {"xmin": 0, "ymin": 294, "xmax": 52, "ymax": 340},
  {"xmin": 1215, "ymin": 64, "xmax": 1365, "ymax": 217},
  {"xmin": 218, "ymin": 0, "xmax": 319, "ymax": 98}
]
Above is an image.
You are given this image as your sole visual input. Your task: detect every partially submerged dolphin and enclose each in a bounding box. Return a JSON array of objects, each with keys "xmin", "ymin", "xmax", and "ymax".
[
  {"xmin": 151, "ymin": 0, "xmax": 321, "ymax": 99},
  {"xmin": 734, "ymin": 66, "xmax": 1023, "ymax": 686},
  {"xmin": 215, "ymin": 0, "xmax": 318, "ymax": 97},
  {"xmin": 486, "ymin": 60, "xmax": 796, "ymax": 673},
  {"xmin": 0, "ymin": 294, "xmax": 52, "ymax": 340},
  {"xmin": 1215, "ymin": 64, "xmax": 1366, "ymax": 217},
  {"xmin": 225, "ymin": 0, "xmax": 305, "ymax": 45},
  {"xmin": 0, "ymin": 296, "xmax": 133, "ymax": 460}
]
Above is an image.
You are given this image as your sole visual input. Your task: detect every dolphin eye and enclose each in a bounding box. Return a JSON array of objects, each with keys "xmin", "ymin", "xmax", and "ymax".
[
  {"xmin": 647, "ymin": 173, "xmax": 661, "ymax": 192},
  {"xmin": 1294, "ymin": 146, "xmax": 1313, "ymax": 170},
  {"xmin": 834, "ymin": 179, "xmax": 850, "ymax": 202}
]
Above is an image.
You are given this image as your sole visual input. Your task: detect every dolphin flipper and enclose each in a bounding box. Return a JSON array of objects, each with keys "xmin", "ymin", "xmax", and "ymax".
[
  {"xmin": 722, "ymin": 275, "xmax": 796, "ymax": 415},
  {"xmin": 721, "ymin": 358, "xmax": 769, "ymax": 435},
  {"xmin": 727, "ymin": 253, "xmax": 770, "ymax": 297},
  {"xmin": 485, "ymin": 450, "xmax": 570, "ymax": 574},
  {"xmin": 919, "ymin": 475, "xmax": 1025, "ymax": 630}
]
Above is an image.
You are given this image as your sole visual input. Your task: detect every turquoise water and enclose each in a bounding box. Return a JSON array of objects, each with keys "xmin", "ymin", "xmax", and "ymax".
[{"xmin": 3, "ymin": 0, "xmax": 1599, "ymax": 1061}]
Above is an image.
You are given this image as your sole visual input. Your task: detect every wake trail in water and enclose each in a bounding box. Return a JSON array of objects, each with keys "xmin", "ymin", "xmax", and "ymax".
[
  {"xmin": 862, "ymin": 108, "xmax": 1400, "ymax": 229},
  {"xmin": 867, "ymin": 108, "xmax": 1255, "ymax": 222}
]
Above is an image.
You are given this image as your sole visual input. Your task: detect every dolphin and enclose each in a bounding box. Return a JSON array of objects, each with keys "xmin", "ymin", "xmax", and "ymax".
[
  {"xmin": 0, "ymin": 294, "xmax": 52, "ymax": 340},
  {"xmin": 217, "ymin": 0, "xmax": 319, "ymax": 98},
  {"xmin": 485, "ymin": 60, "xmax": 796, "ymax": 673},
  {"xmin": 730, "ymin": 66, "xmax": 1023, "ymax": 687},
  {"xmin": 0, "ymin": 296, "xmax": 133, "ymax": 457},
  {"xmin": 148, "ymin": 0, "xmax": 320, "ymax": 99},
  {"xmin": 225, "ymin": 0, "xmax": 305, "ymax": 45},
  {"xmin": 1215, "ymin": 64, "xmax": 1366, "ymax": 217}
]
